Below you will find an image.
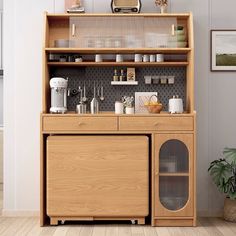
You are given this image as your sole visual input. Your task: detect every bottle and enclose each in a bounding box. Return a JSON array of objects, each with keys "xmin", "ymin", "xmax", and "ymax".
[
  {"xmin": 113, "ymin": 69, "xmax": 119, "ymax": 81},
  {"xmin": 90, "ymin": 83, "xmax": 99, "ymax": 114},
  {"xmin": 119, "ymin": 69, "xmax": 125, "ymax": 81}
]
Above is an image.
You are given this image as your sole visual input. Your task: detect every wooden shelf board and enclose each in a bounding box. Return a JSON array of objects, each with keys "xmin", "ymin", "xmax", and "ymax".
[
  {"xmin": 47, "ymin": 13, "xmax": 190, "ymax": 20},
  {"xmin": 159, "ymin": 173, "xmax": 189, "ymax": 177},
  {"xmin": 47, "ymin": 61, "xmax": 189, "ymax": 67},
  {"xmin": 45, "ymin": 48, "xmax": 192, "ymax": 54},
  {"xmin": 111, "ymin": 81, "xmax": 138, "ymax": 85}
]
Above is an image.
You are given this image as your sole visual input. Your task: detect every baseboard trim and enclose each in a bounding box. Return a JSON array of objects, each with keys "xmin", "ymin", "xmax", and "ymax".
[
  {"xmin": 2, "ymin": 210, "xmax": 39, "ymax": 217},
  {"xmin": 197, "ymin": 210, "xmax": 223, "ymax": 217}
]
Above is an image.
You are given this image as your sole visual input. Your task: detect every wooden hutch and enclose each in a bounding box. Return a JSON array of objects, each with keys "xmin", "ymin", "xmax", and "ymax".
[{"xmin": 41, "ymin": 12, "xmax": 196, "ymax": 227}]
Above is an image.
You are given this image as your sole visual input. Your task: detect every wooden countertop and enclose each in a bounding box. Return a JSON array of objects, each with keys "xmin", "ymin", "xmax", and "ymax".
[{"xmin": 42, "ymin": 111, "xmax": 196, "ymax": 117}]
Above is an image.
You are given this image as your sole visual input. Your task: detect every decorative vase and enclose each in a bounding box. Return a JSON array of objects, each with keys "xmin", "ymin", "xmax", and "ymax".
[
  {"xmin": 224, "ymin": 198, "xmax": 236, "ymax": 222},
  {"xmin": 160, "ymin": 5, "xmax": 167, "ymax": 14}
]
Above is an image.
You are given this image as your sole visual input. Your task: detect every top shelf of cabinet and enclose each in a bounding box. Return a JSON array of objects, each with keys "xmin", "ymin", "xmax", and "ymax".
[
  {"xmin": 45, "ymin": 47, "xmax": 192, "ymax": 54},
  {"xmin": 46, "ymin": 13, "xmax": 191, "ymax": 20}
]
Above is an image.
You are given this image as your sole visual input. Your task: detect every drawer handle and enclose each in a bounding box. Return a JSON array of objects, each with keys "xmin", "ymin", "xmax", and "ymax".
[
  {"xmin": 154, "ymin": 122, "xmax": 159, "ymax": 126},
  {"xmin": 78, "ymin": 122, "xmax": 84, "ymax": 126},
  {"xmin": 155, "ymin": 171, "xmax": 159, "ymax": 176}
]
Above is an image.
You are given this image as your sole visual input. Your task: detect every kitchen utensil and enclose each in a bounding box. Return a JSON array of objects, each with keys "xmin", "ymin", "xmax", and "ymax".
[
  {"xmin": 169, "ymin": 95, "xmax": 184, "ymax": 114},
  {"xmin": 143, "ymin": 55, "xmax": 150, "ymax": 62},
  {"xmin": 116, "ymin": 54, "xmax": 123, "ymax": 62},
  {"xmin": 100, "ymin": 84, "xmax": 105, "ymax": 101},
  {"xmin": 95, "ymin": 54, "xmax": 103, "ymax": 62},
  {"xmin": 50, "ymin": 77, "xmax": 68, "ymax": 114},
  {"xmin": 115, "ymin": 101, "xmax": 124, "ymax": 114},
  {"xmin": 134, "ymin": 54, "xmax": 142, "ymax": 62},
  {"xmin": 76, "ymin": 103, "xmax": 86, "ymax": 114},
  {"xmin": 82, "ymin": 82, "xmax": 87, "ymax": 102},
  {"xmin": 90, "ymin": 82, "xmax": 99, "ymax": 114},
  {"xmin": 145, "ymin": 95, "xmax": 163, "ymax": 114}
]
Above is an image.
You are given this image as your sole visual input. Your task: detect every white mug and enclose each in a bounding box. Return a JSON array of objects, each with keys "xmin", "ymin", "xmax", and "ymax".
[
  {"xmin": 116, "ymin": 54, "xmax": 123, "ymax": 62},
  {"xmin": 143, "ymin": 55, "xmax": 150, "ymax": 62},
  {"xmin": 150, "ymin": 55, "xmax": 156, "ymax": 62},
  {"xmin": 95, "ymin": 54, "xmax": 103, "ymax": 62},
  {"xmin": 156, "ymin": 54, "xmax": 164, "ymax": 62},
  {"xmin": 134, "ymin": 54, "xmax": 142, "ymax": 62}
]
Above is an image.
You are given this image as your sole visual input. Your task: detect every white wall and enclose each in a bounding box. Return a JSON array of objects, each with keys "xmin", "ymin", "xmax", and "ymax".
[{"xmin": 3, "ymin": 0, "xmax": 236, "ymax": 215}]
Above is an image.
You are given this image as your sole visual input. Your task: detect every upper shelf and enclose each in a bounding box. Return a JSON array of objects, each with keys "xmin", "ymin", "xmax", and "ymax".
[
  {"xmin": 45, "ymin": 48, "xmax": 192, "ymax": 54},
  {"xmin": 46, "ymin": 13, "xmax": 191, "ymax": 19}
]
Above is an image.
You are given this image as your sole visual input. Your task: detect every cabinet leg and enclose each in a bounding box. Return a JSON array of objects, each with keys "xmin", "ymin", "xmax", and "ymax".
[
  {"xmin": 50, "ymin": 218, "xmax": 58, "ymax": 226},
  {"xmin": 137, "ymin": 218, "xmax": 145, "ymax": 225}
]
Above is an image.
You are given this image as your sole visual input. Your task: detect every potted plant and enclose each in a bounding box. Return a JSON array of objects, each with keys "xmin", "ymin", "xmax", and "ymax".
[
  {"xmin": 155, "ymin": 0, "xmax": 168, "ymax": 14},
  {"xmin": 208, "ymin": 148, "xmax": 236, "ymax": 222}
]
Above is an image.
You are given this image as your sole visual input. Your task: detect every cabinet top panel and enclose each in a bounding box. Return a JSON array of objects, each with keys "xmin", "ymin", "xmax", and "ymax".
[{"xmin": 46, "ymin": 12, "xmax": 191, "ymax": 20}]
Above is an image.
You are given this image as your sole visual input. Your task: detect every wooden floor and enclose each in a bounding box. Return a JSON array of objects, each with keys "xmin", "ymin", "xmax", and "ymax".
[
  {"xmin": 0, "ymin": 187, "xmax": 235, "ymax": 236},
  {"xmin": 0, "ymin": 217, "xmax": 235, "ymax": 236}
]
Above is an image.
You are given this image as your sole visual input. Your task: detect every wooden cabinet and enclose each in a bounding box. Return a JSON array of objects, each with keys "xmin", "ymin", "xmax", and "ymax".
[
  {"xmin": 47, "ymin": 135, "xmax": 149, "ymax": 225},
  {"xmin": 41, "ymin": 12, "xmax": 196, "ymax": 227},
  {"xmin": 153, "ymin": 133, "xmax": 195, "ymax": 226}
]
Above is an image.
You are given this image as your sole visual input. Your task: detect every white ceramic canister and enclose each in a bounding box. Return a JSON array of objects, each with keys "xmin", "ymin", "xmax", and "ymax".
[{"xmin": 115, "ymin": 101, "xmax": 124, "ymax": 114}]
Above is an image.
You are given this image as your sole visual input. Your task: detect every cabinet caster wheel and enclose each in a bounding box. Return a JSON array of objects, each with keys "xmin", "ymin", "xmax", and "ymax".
[
  {"xmin": 61, "ymin": 220, "xmax": 65, "ymax": 225},
  {"xmin": 131, "ymin": 220, "xmax": 136, "ymax": 225}
]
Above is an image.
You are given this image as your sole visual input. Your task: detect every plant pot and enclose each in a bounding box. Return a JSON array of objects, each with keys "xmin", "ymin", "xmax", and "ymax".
[{"xmin": 224, "ymin": 198, "xmax": 236, "ymax": 222}]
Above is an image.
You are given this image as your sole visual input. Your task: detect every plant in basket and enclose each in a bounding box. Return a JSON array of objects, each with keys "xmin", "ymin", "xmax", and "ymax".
[{"xmin": 208, "ymin": 148, "xmax": 236, "ymax": 222}]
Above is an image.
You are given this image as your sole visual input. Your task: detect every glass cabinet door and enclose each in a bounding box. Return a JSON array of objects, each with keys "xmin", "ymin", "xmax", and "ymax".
[
  {"xmin": 155, "ymin": 134, "xmax": 194, "ymax": 217},
  {"xmin": 69, "ymin": 16, "xmax": 178, "ymax": 49},
  {"xmin": 144, "ymin": 17, "xmax": 177, "ymax": 48}
]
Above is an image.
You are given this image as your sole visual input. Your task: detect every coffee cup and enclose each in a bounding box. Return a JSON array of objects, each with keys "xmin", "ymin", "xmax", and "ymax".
[
  {"xmin": 95, "ymin": 54, "xmax": 103, "ymax": 62},
  {"xmin": 156, "ymin": 54, "xmax": 164, "ymax": 62},
  {"xmin": 143, "ymin": 55, "xmax": 150, "ymax": 62},
  {"xmin": 150, "ymin": 55, "xmax": 156, "ymax": 62},
  {"xmin": 116, "ymin": 54, "xmax": 123, "ymax": 62},
  {"xmin": 134, "ymin": 54, "xmax": 142, "ymax": 62}
]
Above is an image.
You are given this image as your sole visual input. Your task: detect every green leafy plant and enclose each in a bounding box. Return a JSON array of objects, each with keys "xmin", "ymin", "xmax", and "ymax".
[{"xmin": 208, "ymin": 148, "xmax": 236, "ymax": 199}]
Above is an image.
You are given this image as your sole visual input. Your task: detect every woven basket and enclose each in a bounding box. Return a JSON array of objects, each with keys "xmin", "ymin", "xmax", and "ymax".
[{"xmin": 224, "ymin": 198, "xmax": 236, "ymax": 222}]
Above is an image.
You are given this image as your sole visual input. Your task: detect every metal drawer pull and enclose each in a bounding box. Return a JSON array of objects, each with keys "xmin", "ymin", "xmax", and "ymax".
[
  {"xmin": 154, "ymin": 123, "xmax": 159, "ymax": 126},
  {"xmin": 78, "ymin": 122, "xmax": 84, "ymax": 126}
]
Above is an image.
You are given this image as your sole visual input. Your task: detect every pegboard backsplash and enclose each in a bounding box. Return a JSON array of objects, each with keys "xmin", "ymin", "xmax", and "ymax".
[{"xmin": 50, "ymin": 67, "xmax": 186, "ymax": 112}]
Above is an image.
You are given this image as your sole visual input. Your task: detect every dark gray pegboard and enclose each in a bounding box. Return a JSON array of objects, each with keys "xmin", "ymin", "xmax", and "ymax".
[{"xmin": 50, "ymin": 67, "xmax": 186, "ymax": 112}]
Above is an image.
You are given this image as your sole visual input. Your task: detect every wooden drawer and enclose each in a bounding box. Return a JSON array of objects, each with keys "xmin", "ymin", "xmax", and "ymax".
[
  {"xmin": 42, "ymin": 116, "xmax": 118, "ymax": 132},
  {"xmin": 119, "ymin": 116, "xmax": 193, "ymax": 131}
]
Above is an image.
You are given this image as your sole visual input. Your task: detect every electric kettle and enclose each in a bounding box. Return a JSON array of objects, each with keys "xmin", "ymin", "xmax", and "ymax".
[{"xmin": 168, "ymin": 95, "xmax": 184, "ymax": 114}]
